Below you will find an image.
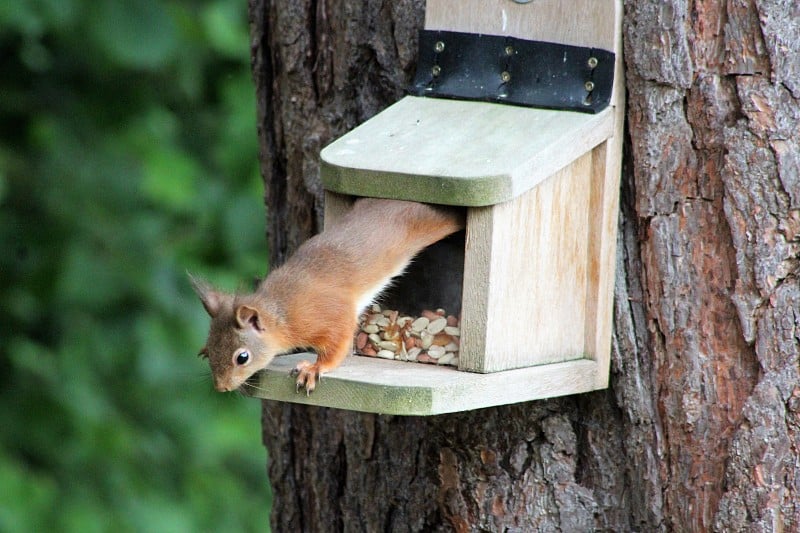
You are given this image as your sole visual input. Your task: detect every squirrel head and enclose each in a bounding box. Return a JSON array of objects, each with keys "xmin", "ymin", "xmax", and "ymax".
[{"xmin": 189, "ymin": 274, "xmax": 283, "ymax": 392}]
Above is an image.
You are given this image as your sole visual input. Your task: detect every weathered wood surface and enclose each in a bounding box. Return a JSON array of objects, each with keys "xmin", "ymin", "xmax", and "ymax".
[
  {"xmin": 251, "ymin": 0, "xmax": 800, "ymax": 530},
  {"xmin": 320, "ymin": 97, "xmax": 615, "ymax": 206},
  {"xmin": 249, "ymin": 352, "xmax": 599, "ymax": 415},
  {"xmin": 460, "ymin": 151, "xmax": 594, "ymax": 371},
  {"xmin": 425, "ymin": 0, "xmax": 617, "ymax": 51}
]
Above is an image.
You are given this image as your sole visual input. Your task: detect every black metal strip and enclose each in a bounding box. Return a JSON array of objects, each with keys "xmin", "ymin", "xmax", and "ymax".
[{"xmin": 409, "ymin": 30, "xmax": 615, "ymax": 114}]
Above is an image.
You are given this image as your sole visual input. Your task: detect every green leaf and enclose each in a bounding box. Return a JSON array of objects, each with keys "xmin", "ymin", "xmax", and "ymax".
[
  {"xmin": 201, "ymin": 1, "xmax": 249, "ymax": 58},
  {"xmin": 0, "ymin": 454, "xmax": 57, "ymax": 532},
  {"xmin": 140, "ymin": 148, "xmax": 202, "ymax": 212},
  {"xmin": 89, "ymin": 0, "xmax": 178, "ymax": 70}
]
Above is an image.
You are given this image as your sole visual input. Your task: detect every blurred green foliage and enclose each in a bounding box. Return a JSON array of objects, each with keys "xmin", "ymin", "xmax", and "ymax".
[{"xmin": 0, "ymin": 0, "xmax": 271, "ymax": 531}]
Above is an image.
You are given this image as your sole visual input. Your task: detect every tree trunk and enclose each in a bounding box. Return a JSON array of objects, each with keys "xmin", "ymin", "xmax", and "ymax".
[{"xmin": 249, "ymin": 0, "xmax": 800, "ymax": 530}]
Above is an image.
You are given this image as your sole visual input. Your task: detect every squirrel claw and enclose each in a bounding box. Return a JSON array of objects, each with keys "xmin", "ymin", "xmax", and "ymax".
[{"xmin": 291, "ymin": 360, "xmax": 318, "ymax": 395}]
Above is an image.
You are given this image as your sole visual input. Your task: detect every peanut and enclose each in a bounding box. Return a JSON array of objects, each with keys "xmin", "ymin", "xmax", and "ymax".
[
  {"xmin": 411, "ymin": 317, "xmax": 429, "ymax": 332},
  {"xmin": 428, "ymin": 345, "xmax": 446, "ymax": 358},
  {"xmin": 356, "ymin": 332, "xmax": 368, "ymax": 350},
  {"xmin": 376, "ymin": 349, "xmax": 396, "ymax": 360},
  {"xmin": 362, "ymin": 345, "xmax": 377, "ymax": 356},
  {"xmin": 379, "ymin": 340, "xmax": 399, "ymax": 352},
  {"xmin": 437, "ymin": 353, "xmax": 455, "ymax": 365},
  {"xmin": 426, "ymin": 317, "xmax": 447, "ymax": 334}
]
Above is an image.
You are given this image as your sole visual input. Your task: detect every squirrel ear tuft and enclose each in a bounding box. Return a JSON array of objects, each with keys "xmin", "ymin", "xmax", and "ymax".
[
  {"xmin": 235, "ymin": 305, "xmax": 264, "ymax": 332},
  {"xmin": 188, "ymin": 273, "xmax": 225, "ymax": 317}
]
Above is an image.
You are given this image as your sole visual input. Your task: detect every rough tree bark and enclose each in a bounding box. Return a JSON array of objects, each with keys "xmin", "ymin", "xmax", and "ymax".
[{"xmin": 249, "ymin": 0, "xmax": 800, "ymax": 530}]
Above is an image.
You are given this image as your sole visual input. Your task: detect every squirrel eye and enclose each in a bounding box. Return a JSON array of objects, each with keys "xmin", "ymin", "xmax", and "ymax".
[{"xmin": 234, "ymin": 350, "xmax": 250, "ymax": 366}]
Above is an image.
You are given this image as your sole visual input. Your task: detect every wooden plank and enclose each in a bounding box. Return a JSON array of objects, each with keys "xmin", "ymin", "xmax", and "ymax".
[
  {"xmin": 582, "ymin": 137, "xmax": 622, "ymax": 389},
  {"xmin": 584, "ymin": 4, "xmax": 625, "ymax": 388},
  {"xmin": 460, "ymin": 151, "xmax": 593, "ymax": 372},
  {"xmin": 425, "ymin": 0, "xmax": 617, "ymax": 51},
  {"xmin": 246, "ymin": 353, "xmax": 601, "ymax": 416},
  {"xmin": 320, "ymin": 98, "xmax": 614, "ymax": 206}
]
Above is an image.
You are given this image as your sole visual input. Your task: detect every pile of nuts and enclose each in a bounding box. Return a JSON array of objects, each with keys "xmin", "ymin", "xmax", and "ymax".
[{"xmin": 354, "ymin": 304, "xmax": 460, "ymax": 367}]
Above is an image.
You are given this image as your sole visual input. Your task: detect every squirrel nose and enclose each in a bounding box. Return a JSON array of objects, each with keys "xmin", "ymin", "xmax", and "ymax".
[{"xmin": 214, "ymin": 380, "xmax": 230, "ymax": 392}]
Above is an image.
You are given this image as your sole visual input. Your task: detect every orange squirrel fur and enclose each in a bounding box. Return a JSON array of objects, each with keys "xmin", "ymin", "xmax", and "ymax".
[{"xmin": 191, "ymin": 198, "xmax": 464, "ymax": 393}]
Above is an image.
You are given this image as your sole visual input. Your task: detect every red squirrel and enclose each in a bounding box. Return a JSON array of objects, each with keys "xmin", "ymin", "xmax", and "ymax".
[{"xmin": 191, "ymin": 198, "xmax": 464, "ymax": 394}]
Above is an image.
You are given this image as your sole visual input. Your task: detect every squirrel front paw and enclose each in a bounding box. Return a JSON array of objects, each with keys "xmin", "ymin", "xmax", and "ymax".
[{"xmin": 290, "ymin": 360, "xmax": 324, "ymax": 395}]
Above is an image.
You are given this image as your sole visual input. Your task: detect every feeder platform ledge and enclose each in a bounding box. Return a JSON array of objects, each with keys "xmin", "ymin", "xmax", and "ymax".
[{"xmin": 246, "ymin": 352, "xmax": 602, "ymax": 416}]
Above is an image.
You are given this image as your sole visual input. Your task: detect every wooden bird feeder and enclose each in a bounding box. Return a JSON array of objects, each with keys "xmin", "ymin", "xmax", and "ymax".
[{"xmin": 249, "ymin": 0, "xmax": 624, "ymax": 415}]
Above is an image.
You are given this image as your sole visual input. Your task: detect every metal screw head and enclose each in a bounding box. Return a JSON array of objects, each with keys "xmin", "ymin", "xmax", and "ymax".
[
  {"xmin": 434, "ymin": 41, "xmax": 445, "ymax": 53},
  {"xmin": 584, "ymin": 80, "xmax": 595, "ymax": 92},
  {"xmin": 431, "ymin": 65, "xmax": 442, "ymax": 77},
  {"xmin": 587, "ymin": 57, "xmax": 599, "ymax": 69},
  {"xmin": 501, "ymin": 71, "xmax": 512, "ymax": 83},
  {"xmin": 505, "ymin": 45, "xmax": 514, "ymax": 56}
]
